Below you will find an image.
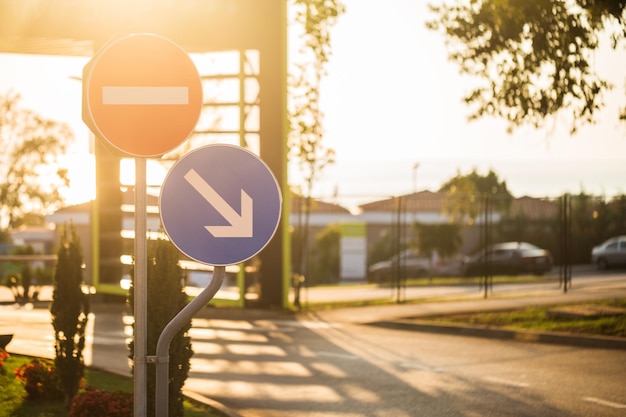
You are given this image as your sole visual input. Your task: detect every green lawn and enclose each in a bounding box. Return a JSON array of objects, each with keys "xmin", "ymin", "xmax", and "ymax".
[
  {"xmin": 0, "ymin": 355, "xmax": 228, "ymax": 417},
  {"xmin": 424, "ymin": 298, "xmax": 626, "ymax": 337}
]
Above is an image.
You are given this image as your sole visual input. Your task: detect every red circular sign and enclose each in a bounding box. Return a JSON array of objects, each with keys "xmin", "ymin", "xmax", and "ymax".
[{"xmin": 83, "ymin": 34, "xmax": 202, "ymax": 157}]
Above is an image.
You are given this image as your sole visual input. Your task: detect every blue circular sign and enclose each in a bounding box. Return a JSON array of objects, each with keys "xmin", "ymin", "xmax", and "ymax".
[{"xmin": 159, "ymin": 144, "xmax": 282, "ymax": 266}]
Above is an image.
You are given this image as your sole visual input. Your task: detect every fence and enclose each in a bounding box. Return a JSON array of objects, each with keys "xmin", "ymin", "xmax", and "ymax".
[{"xmin": 291, "ymin": 192, "xmax": 626, "ymax": 295}]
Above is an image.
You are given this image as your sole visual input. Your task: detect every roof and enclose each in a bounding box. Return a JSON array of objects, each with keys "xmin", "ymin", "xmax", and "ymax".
[
  {"xmin": 359, "ymin": 191, "xmax": 560, "ymax": 220},
  {"xmin": 52, "ymin": 189, "xmax": 160, "ymax": 214},
  {"xmin": 358, "ymin": 191, "xmax": 446, "ymax": 213},
  {"xmin": 53, "ymin": 190, "xmax": 350, "ymax": 216},
  {"xmin": 509, "ymin": 197, "xmax": 558, "ymax": 220},
  {"xmin": 290, "ymin": 193, "xmax": 351, "ymax": 215},
  {"xmin": 51, "ymin": 189, "xmax": 564, "ymax": 222}
]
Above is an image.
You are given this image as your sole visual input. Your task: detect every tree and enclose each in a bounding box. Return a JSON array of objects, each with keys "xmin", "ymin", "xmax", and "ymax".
[
  {"xmin": 308, "ymin": 223, "xmax": 341, "ymax": 285},
  {"xmin": 427, "ymin": 0, "xmax": 626, "ymax": 133},
  {"xmin": 288, "ymin": 0, "xmax": 344, "ymax": 302},
  {"xmin": 439, "ymin": 168, "xmax": 513, "ymax": 223},
  {"xmin": 0, "ymin": 91, "xmax": 72, "ymax": 230},
  {"xmin": 129, "ymin": 238, "xmax": 192, "ymax": 417},
  {"xmin": 412, "ymin": 223, "xmax": 463, "ymax": 259},
  {"xmin": 367, "ymin": 229, "xmax": 397, "ymax": 267},
  {"xmin": 50, "ymin": 223, "xmax": 89, "ymax": 408}
]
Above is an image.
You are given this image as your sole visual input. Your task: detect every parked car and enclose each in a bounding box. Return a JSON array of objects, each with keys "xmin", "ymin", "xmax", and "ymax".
[
  {"xmin": 367, "ymin": 249, "xmax": 430, "ymax": 283},
  {"xmin": 462, "ymin": 241, "xmax": 552, "ymax": 276},
  {"xmin": 591, "ymin": 236, "xmax": 626, "ymax": 270}
]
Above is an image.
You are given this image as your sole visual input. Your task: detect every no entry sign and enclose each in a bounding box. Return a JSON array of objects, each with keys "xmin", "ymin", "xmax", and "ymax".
[{"xmin": 82, "ymin": 33, "xmax": 202, "ymax": 157}]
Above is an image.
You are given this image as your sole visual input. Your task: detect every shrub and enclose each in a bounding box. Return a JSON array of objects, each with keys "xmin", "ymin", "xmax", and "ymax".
[
  {"xmin": 51, "ymin": 223, "xmax": 90, "ymax": 407},
  {"xmin": 128, "ymin": 238, "xmax": 193, "ymax": 417},
  {"xmin": 14, "ymin": 358, "xmax": 63, "ymax": 400},
  {"xmin": 69, "ymin": 389, "xmax": 133, "ymax": 417},
  {"xmin": 0, "ymin": 349, "xmax": 8, "ymax": 374}
]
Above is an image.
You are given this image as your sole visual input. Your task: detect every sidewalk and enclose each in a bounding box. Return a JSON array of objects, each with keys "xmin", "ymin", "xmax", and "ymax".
[
  {"xmin": 194, "ymin": 280, "xmax": 626, "ymax": 350},
  {"xmin": 3, "ymin": 278, "xmax": 626, "ymax": 344},
  {"xmin": 3, "ymin": 280, "xmax": 626, "ymax": 360}
]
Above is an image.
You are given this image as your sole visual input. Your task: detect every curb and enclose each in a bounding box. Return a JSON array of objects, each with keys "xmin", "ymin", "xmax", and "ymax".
[
  {"xmin": 371, "ymin": 320, "xmax": 626, "ymax": 350},
  {"xmin": 183, "ymin": 389, "xmax": 243, "ymax": 417}
]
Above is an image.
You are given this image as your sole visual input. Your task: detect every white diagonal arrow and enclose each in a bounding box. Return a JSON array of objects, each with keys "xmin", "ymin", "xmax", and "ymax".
[{"xmin": 184, "ymin": 169, "xmax": 253, "ymax": 238}]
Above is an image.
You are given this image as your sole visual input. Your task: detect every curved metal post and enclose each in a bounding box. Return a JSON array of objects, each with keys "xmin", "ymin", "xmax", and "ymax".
[{"xmin": 154, "ymin": 266, "xmax": 225, "ymax": 417}]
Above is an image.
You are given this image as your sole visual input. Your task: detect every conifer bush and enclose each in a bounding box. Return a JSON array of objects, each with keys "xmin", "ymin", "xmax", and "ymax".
[
  {"xmin": 129, "ymin": 238, "xmax": 193, "ymax": 417},
  {"xmin": 50, "ymin": 223, "xmax": 90, "ymax": 407}
]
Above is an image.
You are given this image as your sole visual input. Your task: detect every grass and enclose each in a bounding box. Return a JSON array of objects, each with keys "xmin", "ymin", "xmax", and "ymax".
[
  {"xmin": 0, "ymin": 355, "xmax": 228, "ymax": 417},
  {"xmin": 424, "ymin": 298, "xmax": 626, "ymax": 338}
]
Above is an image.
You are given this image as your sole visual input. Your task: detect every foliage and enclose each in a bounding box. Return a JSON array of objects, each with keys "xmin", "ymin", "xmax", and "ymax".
[
  {"xmin": 5, "ymin": 245, "xmax": 43, "ymax": 303},
  {"xmin": 412, "ymin": 223, "xmax": 463, "ymax": 258},
  {"xmin": 0, "ymin": 349, "xmax": 8, "ymax": 375},
  {"xmin": 308, "ymin": 223, "xmax": 341, "ymax": 284},
  {"xmin": 0, "ymin": 91, "xmax": 72, "ymax": 230},
  {"xmin": 1, "ymin": 266, "xmax": 53, "ymax": 303},
  {"xmin": 367, "ymin": 230, "xmax": 398, "ymax": 267},
  {"xmin": 488, "ymin": 192, "xmax": 626, "ymax": 264},
  {"xmin": 69, "ymin": 389, "xmax": 133, "ymax": 417},
  {"xmin": 288, "ymin": 1, "xmax": 342, "ymax": 190},
  {"xmin": 426, "ymin": 0, "xmax": 626, "ymax": 133},
  {"xmin": 432, "ymin": 298, "xmax": 626, "ymax": 337},
  {"xmin": 497, "ymin": 213, "xmax": 559, "ymax": 261},
  {"xmin": 439, "ymin": 168, "xmax": 512, "ymax": 223},
  {"xmin": 0, "ymin": 230, "xmax": 10, "ymax": 244},
  {"xmin": 567, "ymin": 192, "xmax": 626, "ymax": 263},
  {"xmin": 14, "ymin": 358, "xmax": 63, "ymax": 401},
  {"xmin": 128, "ymin": 238, "xmax": 193, "ymax": 417},
  {"xmin": 288, "ymin": 0, "xmax": 344, "ymax": 280},
  {"xmin": 50, "ymin": 223, "xmax": 89, "ymax": 407},
  {"xmin": 1, "ymin": 355, "xmax": 226, "ymax": 417}
]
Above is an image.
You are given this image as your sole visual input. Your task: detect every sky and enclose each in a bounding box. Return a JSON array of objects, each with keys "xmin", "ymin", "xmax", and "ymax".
[
  {"xmin": 314, "ymin": 0, "xmax": 626, "ymax": 207},
  {"xmin": 0, "ymin": 0, "xmax": 625, "ymax": 210}
]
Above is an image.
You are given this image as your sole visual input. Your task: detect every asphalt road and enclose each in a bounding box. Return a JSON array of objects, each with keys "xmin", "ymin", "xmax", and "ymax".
[
  {"xmin": 1, "ymin": 271, "xmax": 625, "ymax": 416},
  {"xmin": 174, "ymin": 306, "xmax": 625, "ymax": 417}
]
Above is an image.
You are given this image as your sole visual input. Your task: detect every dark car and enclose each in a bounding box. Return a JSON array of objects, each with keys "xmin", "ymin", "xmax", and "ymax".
[
  {"xmin": 367, "ymin": 249, "xmax": 431, "ymax": 283},
  {"xmin": 591, "ymin": 236, "xmax": 626, "ymax": 270},
  {"xmin": 463, "ymin": 241, "xmax": 552, "ymax": 276}
]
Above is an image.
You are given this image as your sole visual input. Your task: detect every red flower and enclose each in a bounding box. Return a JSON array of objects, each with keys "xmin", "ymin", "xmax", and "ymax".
[
  {"xmin": 0, "ymin": 349, "xmax": 9, "ymax": 374},
  {"xmin": 70, "ymin": 389, "xmax": 133, "ymax": 417},
  {"xmin": 14, "ymin": 358, "xmax": 63, "ymax": 400}
]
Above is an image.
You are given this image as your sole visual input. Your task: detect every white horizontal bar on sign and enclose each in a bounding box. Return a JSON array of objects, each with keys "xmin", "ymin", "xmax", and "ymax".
[{"xmin": 102, "ymin": 86, "xmax": 189, "ymax": 105}]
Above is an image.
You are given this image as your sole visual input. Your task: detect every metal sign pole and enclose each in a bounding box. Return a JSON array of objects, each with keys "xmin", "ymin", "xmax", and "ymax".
[
  {"xmin": 154, "ymin": 266, "xmax": 226, "ymax": 417},
  {"xmin": 82, "ymin": 34, "xmax": 202, "ymax": 417},
  {"xmin": 134, "ymin": 157, "xmax": 148, "ymax": 417}
]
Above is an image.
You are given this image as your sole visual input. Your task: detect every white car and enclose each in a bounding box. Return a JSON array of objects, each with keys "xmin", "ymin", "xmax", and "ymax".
[{"xmin": 591, "ymin": 236, "xmax": 626, "ymax": 270}]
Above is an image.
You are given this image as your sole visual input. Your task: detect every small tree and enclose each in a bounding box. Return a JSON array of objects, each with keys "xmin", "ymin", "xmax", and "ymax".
[
  {"xmin": 10, "ymin": 245, "xmax": 37, "ymax": 302},
  {"xmin": 308, "ymin": 224, "xmax": 341, "ymax": 285},
  {"xmin": 439, "ymin": 168, "xmax": 513, "ymax": 224},
  {"xmin": 0, "ymin": 91, "xmax": 72, "ymax": 230},
  {"xmin": 50, "ymin": 223, "xmax": 89, "ymax": 408},
  {"xmin": 412, "ymin": 223, "xmax": 463, "ymax": 260},
  {"xmin": 289, "ymin": 0, "xmax": 344, "ymax": 305},
  {"xmin": 129, "ymin": 238, "xmax": 192, "ymax": 417}
]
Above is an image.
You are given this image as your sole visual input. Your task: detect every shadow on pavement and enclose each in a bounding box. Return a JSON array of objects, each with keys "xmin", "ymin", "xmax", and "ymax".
[{"xmin": 183, "ymin": 309, "xmax": 567, "ymax": 417}]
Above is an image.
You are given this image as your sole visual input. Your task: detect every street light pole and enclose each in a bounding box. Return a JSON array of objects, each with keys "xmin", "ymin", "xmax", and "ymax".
[
  {"xmin": 412, "ymin": 162, "xmax": 420, "ymax": 237},
  {"xmin": 412, "ymin": 162, "xmax": 420, "ymax": 194}
]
